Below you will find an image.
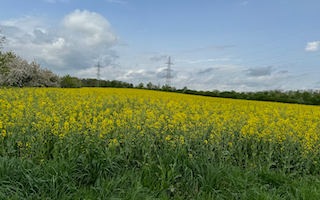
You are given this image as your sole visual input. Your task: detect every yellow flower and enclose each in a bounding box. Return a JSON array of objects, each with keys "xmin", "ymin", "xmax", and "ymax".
[{"xmin": 1, "ymin": 87, "xmax": 320, "ymax": 164}]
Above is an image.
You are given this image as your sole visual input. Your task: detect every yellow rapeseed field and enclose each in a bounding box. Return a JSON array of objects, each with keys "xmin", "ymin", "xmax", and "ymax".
[{"xmin": 1, "ymin": 87, "xmax": 320, "ymax": 164}]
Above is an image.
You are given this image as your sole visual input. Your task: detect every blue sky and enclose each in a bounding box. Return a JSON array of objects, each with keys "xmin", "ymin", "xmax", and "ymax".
[{"xmin": 0, "ymin": 0, "xmax": 320, "ymax": 91}]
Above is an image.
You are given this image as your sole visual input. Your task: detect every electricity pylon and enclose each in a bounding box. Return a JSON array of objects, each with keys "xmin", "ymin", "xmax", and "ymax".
[
  {"xmin": 96, "ymin": 62, "xmax": 101, "ymax": 87},
  {"xmin": 164, "ymin": 56, "xmax": 173, "ymax": 87}
]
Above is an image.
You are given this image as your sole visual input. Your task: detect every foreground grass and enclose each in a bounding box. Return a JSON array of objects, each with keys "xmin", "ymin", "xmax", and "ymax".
[{"xmin": 1, "ymin": 151, "xmax": 320, "ymax": 200}]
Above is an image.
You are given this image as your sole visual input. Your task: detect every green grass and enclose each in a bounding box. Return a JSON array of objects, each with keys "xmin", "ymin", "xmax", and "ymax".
[{"xmin": 2, "ymin": 147, "xmax": 320, "ymax": 200}]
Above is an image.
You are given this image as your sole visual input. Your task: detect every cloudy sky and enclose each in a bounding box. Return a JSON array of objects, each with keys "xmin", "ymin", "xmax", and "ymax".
[{"xmin": 0, "ymin": 0, "xmax": 320, "ymax": 92}]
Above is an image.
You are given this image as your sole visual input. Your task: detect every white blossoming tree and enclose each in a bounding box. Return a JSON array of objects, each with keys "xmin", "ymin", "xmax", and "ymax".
[
  {"xmin": 0, "ymin": 31, "xmax": 60, "ymax": 87},
  {"xmin": 0, "ymin": 53, "xmax": 60, "ymax": 87},
  {"xmin": 0, "ymin": 31, "xmax": 12, "ymax": 76}
]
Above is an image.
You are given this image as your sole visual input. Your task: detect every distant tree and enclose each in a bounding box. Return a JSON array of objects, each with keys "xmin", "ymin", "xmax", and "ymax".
[
  {"xmin": 274, "ymin": 89, "xmax": 283, "ymax": 96},
  {"xmin": 147, "ymin": 82, "xmax": 153, "ymax": 90},
  {"xmin": 0, "ymin": 30, "xmax": 5, "ymax": 50},
  {"xmin": 24, "ymin": 61, "xmax": 60, "ymax": 87},
  {"xmin": 162, "ymin": 85, "xmax": 171, "ymax": 91},
  {"xmin": 294, "ymin": 90, "xmax": 303, "ymax": 101},
  {"xmin": 0, "ymin": 51, "xmax": 13, "ymax": 76},
  {"xmin": 182, "ymin": 86, "xmax": 188, "ymax": 93},
  {"xmin": 302, "ymin": 91, "xmax": 311, "ymax": 102},
  {"xmin": 100, "ymin": 80, "xmax": 108, "ymax": 87},
  {"xmin": 111, "ymin": 80, "xmax": 118, "ymax": 87},
  {"xmin": 61, "ymin": 75, "xmax": 81, "ymax": 88},
  {"xmin": 220, "ymin": 91, "xmax": 234, "ymax": 98},
  {"xmin": 313, "ymin": 92, "xmax": 320, "ymax": 104},
  {"xmin": 0, "ymin": 32, "xmax": 14, "ymax": 76},
  {"xmin": 0, "ymin": 53, "xmax": 29, "ymax": 87},
  {"xmin": 137, "ymin": 83, "xmax": 144, "ymax": 89},
  {"xmin": 230, "ymin": 90, "xmax": 237, "ymax": 98},
  {"xmin": 239, "ymin": 92, "xmax": 248, "ymax": 99},
  {"xmin": 212, "ymin": 90, "xmax": 220, "ymax": 96},
  {"xmin": 71, "ymin": 77, "xmax": 81, "ymax": 88},
  {"xmin": 279, "ymin": 93, "xmax": 289, "ymax": 101}
]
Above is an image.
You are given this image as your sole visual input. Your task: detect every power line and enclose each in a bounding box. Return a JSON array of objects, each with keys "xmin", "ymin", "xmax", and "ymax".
[
  {"xmin": 179, "ymin": 35, "xmax": 320, "ymax": 67},
  {"xmin": 208, "ymin": 3, "xmax": 320, "ymax": 47},
  {"xmin": 215, "ymin": 24, "xmax": 320, "ymax": 58},
  {"xmin": 196, "ymin": 3, "xmax": 320, "ymax": 63},
  {"xmin": 239, "ymin": 54, "xmax": 320, "ymax": 68},
  {"xmin": 185, "ymin": 4, "xmax": 320, "ymax": 88},
  {"xmin": 193, "ymin": 35, "xmax": 320, "ymax": 68},
  {"xmin": 268, "ymin": 54, "xmax": 320, "ymax": 67},
  {"xmin": 218, "ymin": 35, "xmax": 320, "ymax": 70},
  {"xmin": 226, "ymin": 54, "xmax": 320, "ymax": 79},
  {"xmin": 235, "ymin": 35, "xmax": 320, "ymax": 58},
  {"xmin": 288, "ymin": 67, "xmax": 320, "ymax": 75},
  {"xmin": 225, "ymin": 56, "xmax": 320, "ymax": 89},
  {"xmin": 238, "ymin": 50, "xmax": 305, "ymax": 65}
]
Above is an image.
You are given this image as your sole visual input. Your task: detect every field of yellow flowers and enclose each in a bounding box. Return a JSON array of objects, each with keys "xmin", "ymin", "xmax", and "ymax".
[
  {"xmin": 1, "ymin": 87, "xmax": 320, "ymax": 199},
  {"xmin": 1, "ymin": 87, "xmax": 320, "ymax": 160}
]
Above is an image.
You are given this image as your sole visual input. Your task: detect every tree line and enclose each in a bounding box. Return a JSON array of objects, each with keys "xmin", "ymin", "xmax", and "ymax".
[
  {"xmin": 1, "ymin": 30, "xmax": 320, "ymax": 106},
  {"xmin": 170, "ymin": 87, "xmax": 320, "ymax": 105},
  {"xmin": 60, "ymin": 75, "xmax": 134, "ymax": 88},
  {"xmin": 131, "ymin": 82, "xmax": 320, "ymax": 106}
]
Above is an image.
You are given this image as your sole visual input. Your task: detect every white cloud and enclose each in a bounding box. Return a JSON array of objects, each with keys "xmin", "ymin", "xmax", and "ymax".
[
  {"xmin": 44, "ymin": 0, "xmax": 70, "ymax": 3},
  {"xmin": 61, "ymin": 9, "xmax": 119, "ymax": 47},
  {"xmin": 150, "ymin": 54, "xmax": 169, "ymax": 62},
  {"xmin": 305, "ymin": 41, "xmax": 319, "ymax": 51},
  {"xmin": 245, "ymin": 66, "xmax": 274, "ymax": 76},
  {"xmin": 115, "ymin": 67, "xmax": 177, "ymax": 83},
  {"xmin": 0, "ymin": 15, "xmax": 47, "ymax": 33},
  {"xmin": 183, "ymin": 58, "xmax": 230, "ymax": 64},
  {"xmin": 197, "ymin": 67, "xmax": 219, "ymax": 75},
  {"xmin": 1, "ymin": 9, "xmax": 120, "ymax": 75},
  {"xmin": 187, "ymin": 45, "xmax": 236, "ymax": 53},
  {"xmin": 239, "ymin": 2, "xmax": 248, "ymax": 6},
  {"xmin": 107, "ymin": 0, "xmax": 127, "ymax": 4}
]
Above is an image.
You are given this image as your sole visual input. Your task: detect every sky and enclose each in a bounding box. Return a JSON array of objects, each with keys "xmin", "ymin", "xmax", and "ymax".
[{"xmin": 0, "ymin": 0, "xmax": 320, "ymax": 92}]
